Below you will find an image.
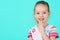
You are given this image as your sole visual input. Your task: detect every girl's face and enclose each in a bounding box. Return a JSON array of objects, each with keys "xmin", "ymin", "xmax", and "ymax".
[{"xmin": 34, "ymin": 4, "xmax": 50, "ymax": 23}]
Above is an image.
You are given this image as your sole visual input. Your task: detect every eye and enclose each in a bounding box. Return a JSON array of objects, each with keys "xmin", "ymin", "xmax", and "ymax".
[
  {"xmin": 43, "ymin": 12, "xmax": 46, "ymax": 14},
  {"xmin": 37, "ymin": 12, "xmax": 40, "ymax": 14}
]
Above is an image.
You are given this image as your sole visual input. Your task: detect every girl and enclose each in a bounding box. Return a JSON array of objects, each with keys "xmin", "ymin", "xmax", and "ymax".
[{"xmin": 28, "ymin": 1, "xmax": 59, "ymax": 40}]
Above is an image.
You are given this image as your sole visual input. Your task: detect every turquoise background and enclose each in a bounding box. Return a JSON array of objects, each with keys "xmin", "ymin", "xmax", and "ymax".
[{"xmin": 0, "ymin": 0, "xmax": 60, "ymax": 40}]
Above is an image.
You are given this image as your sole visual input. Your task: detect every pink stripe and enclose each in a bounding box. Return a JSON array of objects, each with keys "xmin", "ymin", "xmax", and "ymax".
[
  {"xmin": 49, "ymin": 32, "xmax": 58, "ymax": 37},
  {"xmin": 28, "ymin": 32, "xmax": 32, "ymax": 38},
  {"xmin": 28, "ymin": 35, "xmax": 32, "ymax": 38}
]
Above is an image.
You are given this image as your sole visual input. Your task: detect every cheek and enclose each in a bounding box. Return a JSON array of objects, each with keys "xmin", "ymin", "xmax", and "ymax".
[
  {"xmin": 34, "ymin": 15, "xmax": 39, "ymax": 20},
  {"xmin": 34, "ymin": 15, "xmax": 38, "ymax": 19},
  {"xmin": 44, "ymin": 15, "xmax": 49, "ymax": 20}
]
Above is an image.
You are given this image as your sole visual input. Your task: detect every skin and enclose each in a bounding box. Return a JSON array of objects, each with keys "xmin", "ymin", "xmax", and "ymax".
[{"xmin": 29, "ymin": 4, "xmax": 56, "ymax": 40}]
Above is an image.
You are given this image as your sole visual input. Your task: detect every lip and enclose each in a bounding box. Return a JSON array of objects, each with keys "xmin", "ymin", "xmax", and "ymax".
[{"xmin": 38, "ymin": 18, "xmax": 44, "ymax": 21}]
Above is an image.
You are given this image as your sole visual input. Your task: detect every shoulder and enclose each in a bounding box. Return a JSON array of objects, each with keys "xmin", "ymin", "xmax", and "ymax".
[
  {"xmin": 48, "ymin": 25, "xmax": 59, "ymax": 38},
  {"xmin": 28, "ymin": 25, "xmax": 37, "ymax": 38},
  {"xmin": 48, "ymin": 24, "xmax": 56, "ymax": 30},
  {"xmin": 29, "ymin": 25, "xmax": 37, "ymax": 33}
]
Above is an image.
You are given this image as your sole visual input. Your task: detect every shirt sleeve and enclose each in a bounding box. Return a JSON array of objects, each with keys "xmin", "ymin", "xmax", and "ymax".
[
  {"xmin": 28, "ymin": 31, "xmax": 32, "ymax": 38},
  {"xmin": 28, "ymin": 28, "xmax": 32, "ymax": 38},
  {"xmin": 49, "ymin": 26, "xmax": 59, "ymax": 38}
]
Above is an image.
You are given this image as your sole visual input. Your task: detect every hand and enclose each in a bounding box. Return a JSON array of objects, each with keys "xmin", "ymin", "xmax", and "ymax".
[{"xmin": 38, "ymin": 20, "xmax": 45, "ymax": 32}]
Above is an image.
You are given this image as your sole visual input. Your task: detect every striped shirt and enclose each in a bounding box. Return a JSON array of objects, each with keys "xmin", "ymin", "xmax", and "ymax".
[{"xmin": 28, "ymin": 24, "xmax": 59, "ymax": 40}]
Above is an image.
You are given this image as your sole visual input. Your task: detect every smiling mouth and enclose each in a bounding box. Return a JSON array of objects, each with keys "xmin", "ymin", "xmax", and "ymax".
[{"xmin": 38, "ymin": 18, "xmax": 44, "ymax": 21}]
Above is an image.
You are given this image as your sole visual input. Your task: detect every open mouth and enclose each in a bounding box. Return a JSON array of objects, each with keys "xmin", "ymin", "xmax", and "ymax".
[{"xmin": 38, "ymin": 18, "xmax": 44, "ymax": 21}]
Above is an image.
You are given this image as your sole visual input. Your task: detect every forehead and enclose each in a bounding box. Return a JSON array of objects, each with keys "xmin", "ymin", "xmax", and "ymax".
[{"xmin": 35, "ymin": 4, "xmax": 48, "ymax": 12}]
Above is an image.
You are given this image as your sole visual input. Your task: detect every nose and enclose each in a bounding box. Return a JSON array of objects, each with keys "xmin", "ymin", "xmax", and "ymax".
[{"xmin": 39, "ymin": 13, "xmax": 43, "ymax": 17}]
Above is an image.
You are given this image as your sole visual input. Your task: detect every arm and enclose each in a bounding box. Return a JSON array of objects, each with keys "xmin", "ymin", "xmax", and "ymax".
[
  {"xmin": 28, "ymin": 31, "xmax": 33, "ymax": 40},
  {"xmin": 49, "ymin": 26, "xmax": 59, "ymax": 40},
  {"xmin": 28, "ymin": 37, "xmax": 33, "ymax": 40},
  {"xmin": 40, "ymin": 31, "xmax": 55, "ymax": 40},
  {"xmin": 50, "ymin": 37, "xmax": 55, "ymax": 40},
  {"xmin": 37, "ymin": 21, "xmax": 58, "ymax": 40},
  {"xmin": 40, "ymin": 26, "xmax": 58, "ymax": 40}
]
